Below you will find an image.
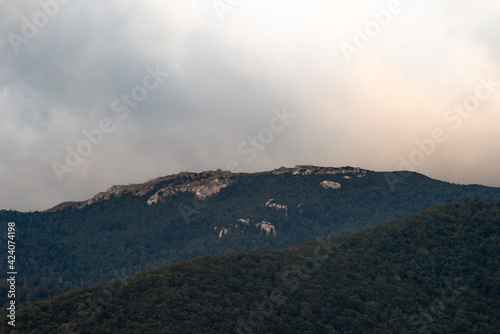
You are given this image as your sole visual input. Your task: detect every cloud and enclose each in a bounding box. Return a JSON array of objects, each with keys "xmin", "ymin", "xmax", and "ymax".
[{"xmin": 1, "ymin": 0, "xmax": 500, "ymax": 211}]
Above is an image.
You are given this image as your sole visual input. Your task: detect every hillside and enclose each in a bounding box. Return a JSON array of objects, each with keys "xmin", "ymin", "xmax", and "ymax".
[
  {"xmin": 2, "ymin": 166, "xmax": 500, "ymax": 307},
  {"xmin": 4, "ymin": 198, "xmax": 499, "ymax": 333}
]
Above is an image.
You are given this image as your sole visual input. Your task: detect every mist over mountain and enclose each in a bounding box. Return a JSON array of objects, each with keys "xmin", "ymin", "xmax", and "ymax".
[{"xmin": 2, "ymin": 1, "xmax": 500, "ymax": 333}]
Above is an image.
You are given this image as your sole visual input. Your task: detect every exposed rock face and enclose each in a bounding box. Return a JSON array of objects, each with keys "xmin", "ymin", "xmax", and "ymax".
[
  {"xmin": 218, "ymin": 228, "xmax": 229, "ymax": 238},
  {"xmin": 135, "ymin": 184, "xmax": 156, "ymax": 196},
  {"xmin": 255, "ymin": 221, "xmax": 276, "ymax": 235},
  {"xmin": 265, "ymin": 199, "xmax": 287, "ymax": 211},
  {"xmin": 147, "ymin": 187, "xmax": 175, "ymax": 205},
  {"xmin": 321, "ymin": 181, "xmax": 342, "ymax": 190},
  {"xmin": 192, "ymin": 178, "xmax": 229, "ymax": 200},
  {"xmin": 265, "ymin": 199, "xmax": 288, "ymax": 217},
  {"xmin": 217, "ymin": 219, "xmax": 277, "ymax": 238},
  {"xmin": 272, "ymin": 165, "xmax": 369, "ymax": 176},
  {"xmin": 175, "ymin": 178, "xmax": 230, "ymax": 198},
  {"xmin": 45, "ymin": 170, "xmax": 233, "ymax": 212},
  {"xmin": 147, "ymin": 177, "xmax": 230, "ymax": 205},
  {"xmin": 85, "ymin": 184, "xmax": 149, "ymax": 206},
  {"xmin": 237, "ymin": 218, "xmax": 250, "ymax": 225}
]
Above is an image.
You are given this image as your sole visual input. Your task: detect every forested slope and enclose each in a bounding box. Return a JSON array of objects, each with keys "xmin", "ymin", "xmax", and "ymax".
[{"xmin": 4, "ymin": 198, "xmax": 499, "ymax": 334}]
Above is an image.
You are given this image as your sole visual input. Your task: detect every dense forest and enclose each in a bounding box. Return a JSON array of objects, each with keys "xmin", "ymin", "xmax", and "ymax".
[
  {"xmin": 3, "ymin": 198, "xmax": 499, "ymax": 333},
  {"xmin": 1, "ymin": 167, "xmax": 500, "ymax": 307}
]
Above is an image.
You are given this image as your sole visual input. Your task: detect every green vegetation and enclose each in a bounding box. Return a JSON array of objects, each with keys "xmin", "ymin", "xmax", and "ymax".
[
  {"xmin": 1, "ymin": 168, "xmax": 500, "ymax": 308},
  {"xmin": 3, "ymin": 198, "xmax": 499, "ymax": 333}
]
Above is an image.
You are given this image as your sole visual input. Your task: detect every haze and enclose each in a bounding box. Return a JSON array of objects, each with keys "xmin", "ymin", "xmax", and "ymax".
[{"xmin": 1, "ymin": 0, "xmax": 499, "ymax": 211}]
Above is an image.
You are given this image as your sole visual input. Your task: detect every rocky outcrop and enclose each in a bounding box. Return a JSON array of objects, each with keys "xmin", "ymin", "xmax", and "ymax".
[
  {"xmin": 237, "ymin": 218, "xmax": 250, "ymax": 225},
  {"xmin": 255, "ymin": 221, "xmax": 276, "ymax": 235},
  {"xmin": 321, "ymin": 181, "xmax": 341, "ymax": 190},
  {"xmin": 147, "ymin": 187, "xmax": 175, "ymax": 205},
  {"xmin": 147, "ymin": 177, "xmax": 230, "ymax": 206},
  {"xmin": 218, "ymin": 227, "xmax": 229, "ymax": 238},
  {"xmin": 192, "ymin": 178, "xmax": 229, "ymax": 200},
  {"xmin": 217, "ymin": 219, "xmax": 277, "ymax": 238},
  {"xmin": 272, "ymin": 165, "xmax": 369, "ymax": 176},
  {"xmin": 45, "ymin": 170, "xmax": 233, "ymax": 212},
  {"xmin": 265, "ymin": 199, "xmax": 288, "ymax": 217}
]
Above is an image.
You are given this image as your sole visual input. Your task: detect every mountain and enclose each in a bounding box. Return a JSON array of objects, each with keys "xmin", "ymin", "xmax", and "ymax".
[
  {"xmin": 5, "ymin": 198, "xmax": 499, "ymax": 333},
  {"xmin": 2, "ymin": 165, "xmax": 500, "ymax": 308}
]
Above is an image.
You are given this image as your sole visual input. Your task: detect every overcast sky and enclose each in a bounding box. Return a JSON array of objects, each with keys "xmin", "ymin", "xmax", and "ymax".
[{"xmin": 1, "ymin": 0, "xmax": 500, "ymax": 211}]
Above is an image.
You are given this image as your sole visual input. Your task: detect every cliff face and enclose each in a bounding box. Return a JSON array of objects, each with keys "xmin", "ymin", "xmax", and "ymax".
[
  {"xmin": 147, "ymin": 177, "xmax": 230, "ymax": 205},
  {"xmin": 45, "ymin": 165, "xmax": 366, "ymax": 212}
]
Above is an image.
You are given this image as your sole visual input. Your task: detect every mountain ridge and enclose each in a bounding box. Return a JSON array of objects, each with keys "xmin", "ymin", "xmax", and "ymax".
[
  {"xmin": 2, "ymin": 165, "xmax": 500, "ymax": 309},
  {"xmin": 44, "ymin": 165, "xmax": 370, "ymax": 212}
]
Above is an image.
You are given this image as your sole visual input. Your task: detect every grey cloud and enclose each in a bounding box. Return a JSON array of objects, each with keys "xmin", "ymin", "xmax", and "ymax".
[{"xmin": 1, "ymin": 0, "xmax": 500, "ymax": 211}]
